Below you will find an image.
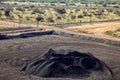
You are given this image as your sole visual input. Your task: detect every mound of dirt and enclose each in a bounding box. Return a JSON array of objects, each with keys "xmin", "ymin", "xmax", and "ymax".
[{"xmin": 21, "ymin": 49, "xmax": 113, "ymax": 79}]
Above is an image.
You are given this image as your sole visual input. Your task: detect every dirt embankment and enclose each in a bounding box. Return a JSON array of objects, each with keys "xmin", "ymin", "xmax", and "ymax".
[
  {"xmin": 0, "ymin": 20, "xmax": 120, "ymax": 46},
  {"xmin": 0, "ymin": 20, "xmax": 120, "ymax": 41}
]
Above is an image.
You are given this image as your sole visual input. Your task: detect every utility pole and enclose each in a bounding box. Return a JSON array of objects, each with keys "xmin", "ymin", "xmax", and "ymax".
[
  {"xmin": 18, "ymin": 15, "xmax": 21, "ymax": 29},
  {"xmin": 89, "ymin": 0, "xmax": 92, "ymax": 24},
  {"xmin": 18, "ymin": 13, "xmax": 23, "ymax": 29}
]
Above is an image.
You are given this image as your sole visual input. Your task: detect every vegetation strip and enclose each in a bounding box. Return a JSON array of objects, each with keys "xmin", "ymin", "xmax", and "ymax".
[
  {"xmin": 0, "ymin": 3, "xmax": 120, "ymax": 25},
  {"xmin": 105, "ymin": 29, "xmax": 120, "ymax": 38},
  {"xmin": 49, "ymin": 19, "xmax": 120, "ymax": 27}
]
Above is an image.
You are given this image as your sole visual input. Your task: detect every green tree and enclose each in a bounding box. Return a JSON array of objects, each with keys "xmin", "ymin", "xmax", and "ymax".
[
  {"xmin": 5, "ymin": 9, "xmax": 10, "ymax": 17},
  {"xmin": 36, "ymin": 16, "xmax": 44, "ymax": 29},
  {"xmin": 54, "ymin": 8, "xmax": 66, "ymax": 14}
]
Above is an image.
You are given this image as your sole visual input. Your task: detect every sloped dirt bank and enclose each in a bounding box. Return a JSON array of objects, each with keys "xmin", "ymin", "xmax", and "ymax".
[{"xmin": 0, "ymin": 30, "xmax": 120, "ymax": 47}]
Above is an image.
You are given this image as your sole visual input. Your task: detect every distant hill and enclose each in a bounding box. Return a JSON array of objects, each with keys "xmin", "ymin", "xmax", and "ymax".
[{"xmin": 1, "ymin": 0, "xmax": 120, "ymax": 5}]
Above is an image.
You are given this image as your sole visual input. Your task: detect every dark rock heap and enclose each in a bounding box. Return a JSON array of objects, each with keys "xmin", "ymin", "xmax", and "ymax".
[
  {"xmin": 0, "ymin": 34, "xmax": 8, "ymax": 40},
  {"xmin": 21, "ymin": 49, "xmax": 113, "ymax": 79}
]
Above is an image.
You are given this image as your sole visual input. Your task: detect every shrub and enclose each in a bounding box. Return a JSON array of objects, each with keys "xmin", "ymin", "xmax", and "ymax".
[
  {"xmin": 114, "ymin": 10, "xmax": 120, "ymax": 16},
  {"xmin": 106, "ymin": 9, "xmax": 113, "ymax": 12},
  {"xmin": 30, "ymin": 5, "xmax": 35, "ymax": 9},
  {"xmin": 0, "ymin": 7, "xmax": 5, "ymax": 11},
  {"xmin": 71, "ymin": 15, "xmax": 76, "ymax": 19},
  {"xmin": 78, "ymin": 15, "xmax": 84, "ymax": 18},
  {"xmin": 102, "ymin": 4, "xmax": 107, "ymax": 7},
  {"xmin": 54, "ymin": 8, "xmax": 66, "ymax": 14},
  {"xmin": 83, "ymin": 11, "xmax": 89, "ymax": 16},
  {"xmin": 5, "ymin": 9, "xmax": 10, "ymax": 17},
  {"xmin": 16, "ymin": 7, "xmax": 25, "ymax": 12},
  {"xmin": 57, "ymin": 16, "xmax": 62, "ymax": 20},
  {"xmin": 26, "ymin": 16, "xmax": 30, "ymax": 20},
  {"xmin": 105, "ymin": 31, "xmax": 113, "ymax": 35},
  {"xmin": 115, "ymin": 29, "xmax": 120, "ymax": 32},
  {"xmin": 36, "ymin": 16, "xmax": 44, "ymax": 22},
  {"xmin": 47, "ymin": 17, "xmax": 54, "ymax": 22},
  {"xmin": 113, "ymin": 5, "xmax": 120, "ymax": 8},
  {"xmin": 75, "ymin": 9, "xmax": 80, "ymax": 12},
  {"xmin": 33, "ymin": 9, "xmax": 44, "ymax": 14},
  {"xmin": 14, "ymin": 3, "xmax": 17, "ymax": 5},
  {"xmin": 0, "ymin": 11, "xmax": 2, "ymax": 17}
]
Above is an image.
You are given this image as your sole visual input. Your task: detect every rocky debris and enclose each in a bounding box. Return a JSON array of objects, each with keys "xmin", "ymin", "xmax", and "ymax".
[
  {"xmin": 0, "ymin": 30, "xmax": 54, "ymax": 40},
  {"xmin": 0, "ymin": 34, "xmax": 8, "ymax": 40},
  {"xmin": 18, "ymin": 30, "xmax": 54, "ymax": 38},
  {"xmin": 20, "ymin": 49, "xmax": 113, "ymax": 80}
]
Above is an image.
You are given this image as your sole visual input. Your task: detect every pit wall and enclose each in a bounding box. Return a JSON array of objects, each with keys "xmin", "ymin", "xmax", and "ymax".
[
  {"xmin": 0, "ymin": 30, "xmax": 120, "ymax": 47},
  {"xmin": 53, "ymin": 31, "xmax": 120, "ymax": 47}
]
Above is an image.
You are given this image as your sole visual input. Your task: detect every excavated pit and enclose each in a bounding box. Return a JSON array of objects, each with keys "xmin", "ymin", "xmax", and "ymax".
[
  {"xmin": 0, "ymin": 30, "xmax": 120, "ymax": 47},
  {"xmin": 0, "ymin": 33, "xmax": 120, "ymax": 80}
]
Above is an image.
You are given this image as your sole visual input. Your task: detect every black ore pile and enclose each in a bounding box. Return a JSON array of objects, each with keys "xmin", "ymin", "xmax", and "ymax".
[{"xmin": 21, "ymin": 49, "xmax": 113, "ymax": 79}]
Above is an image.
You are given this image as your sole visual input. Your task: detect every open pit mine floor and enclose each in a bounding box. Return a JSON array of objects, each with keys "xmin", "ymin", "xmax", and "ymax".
[{"xmin": 0, "ymin": 30, "xmax": 120, "ymax": 80}]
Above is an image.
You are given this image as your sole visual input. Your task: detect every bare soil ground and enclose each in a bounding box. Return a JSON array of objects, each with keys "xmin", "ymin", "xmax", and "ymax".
[
  {"xmin": 0, "ymin": 20, "xmax": 120, "ymax": 80},
  {"xmin": 1, "ymin": 20, "xmax": 120, "ymax": 41},
  {"xmin": 0, "ymin": 20, "xmax": 27, "ymax": 28},
  {"xmin": 0, "ymin": 35, "xmax": 120, "ymax": 80},
  {"xmin": 65, "ymin": 21, "xmax": 120, "ymax": 41}
]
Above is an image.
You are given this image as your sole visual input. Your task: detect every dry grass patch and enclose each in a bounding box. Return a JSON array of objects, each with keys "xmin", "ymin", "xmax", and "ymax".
[
  {"xmin": 105, "ymin": 29, "xmax": 120, "ymax": 38},
  {"xmin": 65, "ymin": 21, "xmax": 120, "ymax": 39}
]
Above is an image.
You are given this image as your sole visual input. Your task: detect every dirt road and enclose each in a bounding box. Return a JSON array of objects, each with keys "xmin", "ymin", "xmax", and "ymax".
[{"xmin": 65, "ymin": 21, "xmax": 120, "ymax": 41}]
